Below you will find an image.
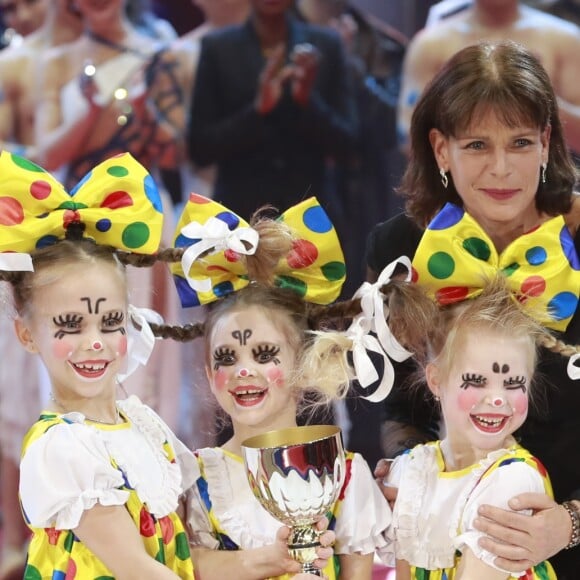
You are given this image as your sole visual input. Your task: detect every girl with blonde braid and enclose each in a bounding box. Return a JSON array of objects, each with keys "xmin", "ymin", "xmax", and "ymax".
[
  {"xmin": 304, "ymin": 273, "xmax": 580, "ymax": 579},
  {"xmin": 150, "ymin": 194, "xmax": 400, "ymax": 579}
]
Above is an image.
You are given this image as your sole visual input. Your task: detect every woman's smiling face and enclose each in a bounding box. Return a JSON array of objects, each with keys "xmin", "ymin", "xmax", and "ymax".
[{"xmin": 430, "ymin": 109, "xmax": 550, "ymax": 234}]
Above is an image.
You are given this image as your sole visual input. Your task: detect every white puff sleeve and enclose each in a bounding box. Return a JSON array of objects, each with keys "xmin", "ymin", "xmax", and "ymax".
[
  {"xmin": 333, "ymin": 453, "xmax": 392, "ymax": 556},
  {"xmin": 19, "ymin": 422, "xmax": 128, "ymax": 530},
  {"xmin": 454, "ymin": 461, "xmax": 546, "ymax": 577}
]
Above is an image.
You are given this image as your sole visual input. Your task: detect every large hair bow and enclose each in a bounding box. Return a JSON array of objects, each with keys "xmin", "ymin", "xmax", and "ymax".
[
  {"xmin": 412, "ymin": 203, "xmax": 580, "ymax": 331},
  {"xmin": 0, "ymin": 151, "xmax": 163, "ymax": 268},
  {"xmin": 171, "ymin": 194, "xmax": 346, "ymax": 306}
]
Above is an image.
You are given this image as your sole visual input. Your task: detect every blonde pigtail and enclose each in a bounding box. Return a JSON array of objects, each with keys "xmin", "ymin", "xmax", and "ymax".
[
  {"xmin": 538, "ymin": 333, "xmax": 580, "ymax": 358},
  {"xmin": 298, "ymin": 331, "xmax": 354, "ymax": 400}
]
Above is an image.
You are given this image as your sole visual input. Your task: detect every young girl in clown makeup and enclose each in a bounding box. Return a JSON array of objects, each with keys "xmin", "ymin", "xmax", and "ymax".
[
  {"xmin": 0, "ymin": 151, "xmax": 205, "ymax": 579},
  {"xmin": 150, "ymin": 194, "xmax": 406, "ymax": 579},
  {"xmin": 305, "ymin": 275, "xmax": 580, "ymax": 579}
]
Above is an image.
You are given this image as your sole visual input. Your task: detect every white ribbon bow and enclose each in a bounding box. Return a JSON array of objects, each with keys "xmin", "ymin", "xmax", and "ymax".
[
  {"xmin": 346, "ymin": 256, "xmax": 414, "ymax": 401},
  {"xmin": 117, "ymin": 305, "xmax": 164, "ymax": 383},
  {"xmin": 180, "ymin": 217, "xmax": 259, "ymax": 292},
  {"xmin": 0, "ymin": 252, "xmax": 33, "ymax": 272},
  {"xmin": 346, "ymin": 316, "xmax": 397, "ymax": 402},
  {"xmin": 567, "ymin": 353, "xmax": 580, "ymax": 380}
]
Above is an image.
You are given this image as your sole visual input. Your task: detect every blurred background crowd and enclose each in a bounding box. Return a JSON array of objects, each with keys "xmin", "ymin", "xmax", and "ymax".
[{"xmin": 0, "ymin": 0, "xmax": 578, "ymax": 577}]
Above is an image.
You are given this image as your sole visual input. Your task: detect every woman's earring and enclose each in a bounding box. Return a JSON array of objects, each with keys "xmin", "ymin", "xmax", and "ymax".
[
  {"xmin": 434, "ymin": 395, "xmax": 440, "ymax": 402},
  {"xmin": 439, "ymin": 168, "xmax": 448, "ymax": 189},
  {"xmin": 541, "ymin": 162, "xmax": 547, "ymax": 184}
]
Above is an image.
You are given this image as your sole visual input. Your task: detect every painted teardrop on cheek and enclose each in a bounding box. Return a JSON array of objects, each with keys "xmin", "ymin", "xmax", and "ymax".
[
  {"xmin": 457, "ymin": 389, "xmax": 481, "ymax": 412},
  {"xmin": 53, "ymin": 338, "xmax": 74, "ymax": 360},
  {"xmin": 266, "ymin": 367, "xmax": 284, "ymax": 387},
  {"xmin": 511, "ymin": 391, "xmax": 528, "ymax": 417}
]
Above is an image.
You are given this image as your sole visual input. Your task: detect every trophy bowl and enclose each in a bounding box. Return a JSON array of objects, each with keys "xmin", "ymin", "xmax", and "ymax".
[{"xmin": 241, "ymin": 425, "xmax": 346, "ymax": 576}]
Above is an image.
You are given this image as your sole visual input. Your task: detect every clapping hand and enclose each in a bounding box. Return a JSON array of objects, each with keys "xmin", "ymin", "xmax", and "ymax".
[
  {"xmin": 289, "ymin": 43, "xmax": 320, "ymax": 107},
  {"xmin": 255, "ymin": 42, "xmax": 321, "ymax": 113},
  {"xmin": 255, "ymin": 44, "xmax": 293, "ymax": 114}
]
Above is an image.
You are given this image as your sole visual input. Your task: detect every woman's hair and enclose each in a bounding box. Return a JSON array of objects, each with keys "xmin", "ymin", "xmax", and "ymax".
[{"xmin": 401, "ymin": 40, "xmax": 578, "ymax": 227}]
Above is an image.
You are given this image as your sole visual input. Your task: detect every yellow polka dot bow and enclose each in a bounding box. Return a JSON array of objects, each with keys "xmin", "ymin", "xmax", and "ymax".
[
  {"xmin": 0, "ymin": 151, "xmax": 163, "ymax": 270},
  {"xmin": 412, "ymin": 203, "xmax": 580, "ymax": 331},
  {"xmin": 171, "ymin": 194, "xmax": 346, "ymax": 306}
]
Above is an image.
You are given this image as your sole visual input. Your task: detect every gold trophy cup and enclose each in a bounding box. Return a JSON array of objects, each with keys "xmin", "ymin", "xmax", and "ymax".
[{"xmin": 241, "ymin": 425, "xmax": 346, "ymax": 576}]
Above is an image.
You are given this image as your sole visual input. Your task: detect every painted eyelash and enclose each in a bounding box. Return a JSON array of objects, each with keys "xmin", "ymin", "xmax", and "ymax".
[
  {"xmin": 460, "ymin": 373, "xmax": 487, "ymax": 388},
  {"xmin": 252, "ymin": 345, "xmax": 280, "ymax": 357},
  {"xmin": 504, "ymin": 376, "xmax": 527, "ymax": 387},
  {"xmin": 53, "ymin": 313, "xmax": 83, "ymax": 326},
  {"xmin": 53, "ymin": 314, "xmax": 82, "ymax": 339},
  {"xmin": 252, "ymin": 344, "xmax": 281, "ymax": 365},
  {"xmin": 213, "ymin": 347, "xmax": 235, "ymax": 370},
  {"xmin": 101, "ymin": 311, "xmax": 125, "ymax": 333}
]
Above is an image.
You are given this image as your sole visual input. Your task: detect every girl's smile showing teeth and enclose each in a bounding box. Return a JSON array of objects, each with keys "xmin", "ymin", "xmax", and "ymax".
[
  {"xmin": 470, "ymin": 413, "xmax": 511, "ymax": 434},
  {"xmin": 69, "ymin": 360, "xmax": 109, "ymax": 379},
  {"xmin": 230, "ymin": 386, "xmax": 268, "ymax": 407}
]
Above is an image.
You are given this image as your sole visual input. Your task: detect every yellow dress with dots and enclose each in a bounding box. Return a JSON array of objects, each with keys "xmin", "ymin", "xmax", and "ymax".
[
  {"xmin": 386, "ymin": 442, "xmax": 557, "ymax": 580},
  {"xmin": 19, "ymin": 396, "xmax": 197, "ymax": 580}
]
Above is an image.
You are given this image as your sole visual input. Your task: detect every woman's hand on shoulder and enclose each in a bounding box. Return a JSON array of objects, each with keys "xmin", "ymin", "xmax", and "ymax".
[
  {"xmin": 374, "ymin": 458, "xmax": 398, "ymax": 508},
  {"xmin": 473, "ymin": 492, "xmax": 571, "ymax": 571}
]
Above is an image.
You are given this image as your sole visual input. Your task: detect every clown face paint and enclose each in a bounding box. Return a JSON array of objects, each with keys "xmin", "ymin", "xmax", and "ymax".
[
  {"xmin": 436, "ymin": 328, "xmax": 531, "ymax": 466},
  {"xmin": 20, "ymin": 262, "xmax": 127, "ymax": 404},
  {"xmin": 207, "ymin": 305, "xmax": 298, "ymax": 433}
]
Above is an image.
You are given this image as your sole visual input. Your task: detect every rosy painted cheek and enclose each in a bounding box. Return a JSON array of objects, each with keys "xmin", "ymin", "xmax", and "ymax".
[
  {"xmin": 266, "ymin": 367, "xmax": 284, "ymax": 387},
  {"xmin": 213, "ymin": 369, "xmax": 229, "ymax": 391},
  {"xmin": 52, "ymin": 339, "xmax": 74, "ymax": 360},
  {"xmin": 457, "ymin": 389, "xmax": 481, "ymax": 412},
  {"xmin": 116, "ymin": 336, "xmax": 128, "ymax": 357},
  {"xmin": 510, "ymin": 392, "xmax": 528, "ymax": 416}
]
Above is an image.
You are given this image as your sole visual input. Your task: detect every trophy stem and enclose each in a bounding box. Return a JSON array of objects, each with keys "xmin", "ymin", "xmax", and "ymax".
[
  {"xmin": 287, "ymin": 523, "xmax": 322, "ymax": 575},
  {"xmin": 299, "ymin": 563, "xmax": 322, "ymax": 576}
]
